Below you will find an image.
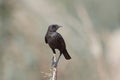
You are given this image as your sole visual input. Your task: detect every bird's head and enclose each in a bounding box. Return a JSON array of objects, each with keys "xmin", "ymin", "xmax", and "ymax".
[{"xmin": 48, "ymin": 24, "xmax": 62, "ymax": 32}]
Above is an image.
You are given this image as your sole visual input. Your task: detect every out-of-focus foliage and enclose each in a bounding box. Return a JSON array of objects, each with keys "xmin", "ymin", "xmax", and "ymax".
[{"xmin": 0, "ymin": 0, "xmax": 120, "ymax": 80}]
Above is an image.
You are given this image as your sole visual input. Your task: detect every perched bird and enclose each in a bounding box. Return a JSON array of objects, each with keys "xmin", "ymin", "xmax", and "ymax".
[{"xmin": 45, "ymin": 24, "xmax": 71, "ymax": 61}]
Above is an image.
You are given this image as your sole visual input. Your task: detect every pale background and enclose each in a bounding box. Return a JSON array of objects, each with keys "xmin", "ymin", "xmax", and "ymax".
[{"xmin": 0, "ymin": 0, "xmax": 120, "ymax": 80}]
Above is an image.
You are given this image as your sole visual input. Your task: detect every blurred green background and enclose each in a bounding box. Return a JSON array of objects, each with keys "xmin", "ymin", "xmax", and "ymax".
[{"xmin": 0, "ymin": 0, "xmax": 120, "ymax": 80}]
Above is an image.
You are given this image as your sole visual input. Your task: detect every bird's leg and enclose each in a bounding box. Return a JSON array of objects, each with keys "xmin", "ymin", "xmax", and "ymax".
[
  {"xmin": 54, "ymin": 53, "xmax": 62, "ymax": 67},
  {"xmin": 51, "ymin": 49, "xmax": 56, "ymax": 66},
  {"xmin": 52, "ymin": 54, "xmax": 56, "ymax": 67}
]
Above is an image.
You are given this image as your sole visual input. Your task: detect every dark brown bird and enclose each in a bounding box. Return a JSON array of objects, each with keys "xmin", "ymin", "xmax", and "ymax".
[{"xmin": 45, "ymin": 24, "xmax": 71, "ymax": 60}]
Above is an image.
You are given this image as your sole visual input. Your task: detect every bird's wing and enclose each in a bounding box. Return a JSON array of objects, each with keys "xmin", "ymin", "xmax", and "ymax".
[
  {"xmin": 45, "ymin": 36, "xmax": 48, "ymax": 43},
  {"xmin": 55, "ymin": 33, "xmax": 66, "ymax": 48}
]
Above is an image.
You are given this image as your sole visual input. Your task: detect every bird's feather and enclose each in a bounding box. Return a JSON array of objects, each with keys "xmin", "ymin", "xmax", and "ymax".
[{"xmin": 45, "ymin": 36, "xmax": 48, "ymax": 43}]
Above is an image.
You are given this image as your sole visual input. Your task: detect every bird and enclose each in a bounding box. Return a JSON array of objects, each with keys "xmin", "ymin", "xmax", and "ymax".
[{"xmin": 45, "ymin": 24, "xmax": 71, "ymax": 62}]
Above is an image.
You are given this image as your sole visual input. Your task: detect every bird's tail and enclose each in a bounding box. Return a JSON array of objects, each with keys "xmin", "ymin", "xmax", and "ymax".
[{"xmin": 63, "ymin": 49, "xmax": 71, "ymax": 60}]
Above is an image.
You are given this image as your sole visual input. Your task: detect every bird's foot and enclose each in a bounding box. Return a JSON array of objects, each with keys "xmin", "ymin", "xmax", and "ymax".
[
  {"xmin": 51, "ymin": 61, "xmax": 56, "ymax": 66},
  {"xmin": 51, "ymin": 56, "xmax": 56, "ymax": 67},
  {"xmin": 53, "ymin": 63, "xmax": 57, "ymax": 67},
  {"xmin": 51, "ymin": 61, "xmax": 57, "ymax": 67}
]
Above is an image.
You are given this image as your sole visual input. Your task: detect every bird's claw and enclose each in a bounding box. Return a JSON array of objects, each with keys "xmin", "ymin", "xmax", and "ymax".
[
  {"xmin": 51, "ymin": 56, "xmax": 57, "ymax": 67},
  {"xmin": 51, "ymin": 61, "xmax": 56, "ymax": 66}
]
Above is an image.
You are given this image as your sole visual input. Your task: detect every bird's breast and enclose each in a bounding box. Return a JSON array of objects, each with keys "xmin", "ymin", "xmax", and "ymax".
[{"xmin": 46, "ymin": 32, "xmax": 61, "ymax": 49}]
